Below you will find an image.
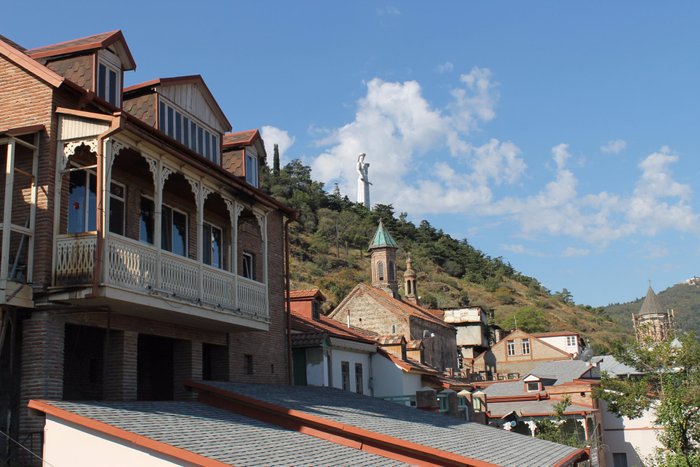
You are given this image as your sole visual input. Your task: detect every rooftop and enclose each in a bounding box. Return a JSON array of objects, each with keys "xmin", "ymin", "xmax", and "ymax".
[{"xmin": 368, "ymin": 219, "xmax": 399, "ymax": 250}]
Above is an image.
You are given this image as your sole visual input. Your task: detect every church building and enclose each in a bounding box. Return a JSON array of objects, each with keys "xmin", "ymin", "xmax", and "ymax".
[{"xmin": 327, "ymin": 221, "xmax": 457, "ymax": 372}]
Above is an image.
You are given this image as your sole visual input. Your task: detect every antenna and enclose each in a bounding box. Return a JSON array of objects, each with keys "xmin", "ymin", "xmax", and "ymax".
[{"xmin": 514, "ymin": 315, "xmax": 518, "ymax": 330}]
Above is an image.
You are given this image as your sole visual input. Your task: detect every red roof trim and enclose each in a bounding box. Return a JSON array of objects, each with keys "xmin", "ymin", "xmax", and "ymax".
[
  {"xmin": 27, "ymin": 30, "xmax": 136, "ymax": 70},
  {"xmin": 28, "ymin": 400, "xmax": 229, "ymax": 467}
]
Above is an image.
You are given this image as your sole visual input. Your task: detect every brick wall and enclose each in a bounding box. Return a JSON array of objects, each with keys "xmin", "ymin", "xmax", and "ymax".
[{"xmin": 228, "ymin": 210, "xmax": 288, "ymax": 384}]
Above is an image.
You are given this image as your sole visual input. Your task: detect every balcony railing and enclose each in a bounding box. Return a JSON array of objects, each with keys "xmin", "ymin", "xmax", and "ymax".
[{"xmin": 54, "ymin": 234, "xmax": 267, "ymax": 320}]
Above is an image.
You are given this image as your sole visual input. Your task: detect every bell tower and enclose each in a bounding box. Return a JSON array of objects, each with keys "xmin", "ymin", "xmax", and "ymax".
[
  {"xmin": 369, "ymin": 220, "xmax": 399, "ymax": 298},
  {"xmin": 404, "ymin": 253, "xmax": 419, "ymax": 305}
]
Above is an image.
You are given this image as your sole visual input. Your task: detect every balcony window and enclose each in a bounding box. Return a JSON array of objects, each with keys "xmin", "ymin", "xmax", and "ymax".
[
  {"xmin": 68, "ymin": 169, "xmax": 97, "ymax": 233},
  {"xmin": 162, "ymin": 205, "xmax": 188, "ymax": 257},
  {"xmin": 506, "ymin": 340, "xmax": 515, "ymax": 356},
  {"xmin": 139, "ymin": 197, "xmax": 154, "ymax": 244},
  {"xmin": 203, "ymin": 222, "xmax": 223, "ymax": 269},
  {"xmin": 242, "ymin": 252, "xmax": 255, "ymax": 280},
  {"xmin": 109, "ymin": 182, "xmax": 126, "ymax": 235}
]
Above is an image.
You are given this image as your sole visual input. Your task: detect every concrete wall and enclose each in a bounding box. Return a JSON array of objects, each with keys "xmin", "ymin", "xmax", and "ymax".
[
  {"xmin": 330, "ymin": 348, "xmax": 371, "ymax": 395},
  {"xmin": 599, "ymin": 400, "xmax": 661, "ymax": 466},
  {"xmin": 538, "ymin": 335, "xmax": 581, "ymax": 357},
  {"xmin": 43, "ymin": 416, "xmax": 191, "ymax": 467},
  {"xmin": 371, "ymin": 354, "xmax": 422, "ymax": 398},
  {"xmin": 305, "ymin": 347, "xmax": 327, "ymax": 387}
]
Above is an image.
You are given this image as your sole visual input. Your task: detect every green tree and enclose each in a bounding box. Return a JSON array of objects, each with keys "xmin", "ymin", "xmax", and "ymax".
[
  {"xmin": 272, "ymin": 143, "xmax": 280, "ymax": 176},
  {"xmin": 511, "ymin": 306, "xmax": 550, "ymax": 333},
  {"xmin": 534, "ymin": 395, "xmax": 586, "ymax": 448},
  {"xmin": 594, "ymin": 331, "xmax": 700, "ymax": 465}
]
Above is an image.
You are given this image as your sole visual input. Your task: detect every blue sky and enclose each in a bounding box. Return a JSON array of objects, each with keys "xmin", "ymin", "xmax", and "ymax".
[{"xmin": 5, "ymin": 1, "xmax": 700, "ymax": 306}]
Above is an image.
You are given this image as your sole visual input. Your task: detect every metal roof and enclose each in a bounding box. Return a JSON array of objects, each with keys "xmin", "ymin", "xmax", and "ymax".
[{"xmin": 368, "ymin": 220, "xmax": 399, "ymax": 250}]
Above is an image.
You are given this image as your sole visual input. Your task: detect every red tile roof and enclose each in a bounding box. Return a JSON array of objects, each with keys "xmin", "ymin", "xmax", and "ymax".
[
  {"xmin": 376, "ymin": 335, "xmax": 405, "ymax": 345},
  {"xmin": 288, "ymin": 289, "xmax": 325, "ymax": 301},
  {"xmin": 291, "ymin": 312, "xmax": 375, "ymax": 345},
  {"xmin": 406, "ymin": 339, "xmax": 424, "ymax": 350},
  {"xmin": 27, "ymin": 30, "xmax": 136, "ymax": 70},
  {"xmin": 378, "ymin": 348, "xmax": 440, "ymax": 375},
  {"xmin": 222, "ymin": 130, "xmax": 259, "ymax": 147}
]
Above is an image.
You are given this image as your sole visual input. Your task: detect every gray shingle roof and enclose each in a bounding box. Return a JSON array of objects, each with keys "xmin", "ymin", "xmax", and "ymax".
[
  {"xmin": 487, "ymin": 399, "xmax": 593, "ymax": 418},
  {"xmin": 529, "ymin": 360, "xmax": 595, "ymax": 385},
  {"xmin": 592, "ymin": 355, "xmax": 643, "ymax": 377},
  {"xmin": 44, "ymin": 400, "xmax": 400, "ymax": 467},
  {"xmin": 638, "ymin": 286, "xmax": 664, "ymax": 316},
  {"xmin": 482, "ymin": 380, "xmax": 534, "ymax": 397},
  {"xmin": 204, "ymin": 382, "xmax": 581, "ymax": 467}
]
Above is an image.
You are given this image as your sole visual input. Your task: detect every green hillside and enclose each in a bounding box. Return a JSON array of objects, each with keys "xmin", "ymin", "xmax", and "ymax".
[
  {"xmin": 604, "ymin": 281, "xmax": 700, "ymax": 337},
  {"xmin": 264, "ymin": 158, "xmax": 631, "ymax": 352}
]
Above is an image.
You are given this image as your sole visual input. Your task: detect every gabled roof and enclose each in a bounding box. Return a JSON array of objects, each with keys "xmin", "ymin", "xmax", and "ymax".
[
  {"xmin": 27, "ymin": 30, "xmax": 136, "ymax": 70},
  {"xmin": 531, "ymin": 331, "xmax": 580, "ymax": 338},
  {"xmin": 529, "ymin": 360, "xmax": 594, "ymax": 386},
  {"xmin": 288, "ymin": 288, "xmax": 325, "ymax": 301},
  {"xmin": 378, "ymin": 348, "xmax": 439, "ymax": 375},
  {"xmin": 223, "ymin": 130, "xmax": 259, "ymax": 147},
  {"xmin": 334, "ymin": 283, "xmax": 453, "ymax": 329},
  {"xmin": 406, "ymin": 339, "xmax": 424, "ymax": 350},
  {"xmin": 376, "ymin": 334, "xmax": 405, "ymax": 345},
  {"xmin": 592, "ymin": 355, "xmax": 643, "ymax": 377},
  {"xmin": 0, "ymin": 34, "xmax": 26, "ymax": 51},
  {"xmin": 123, "ymin": 75, "xmax": 232, "ymax": 131},
  {"xmin": 487, "ymin": 399, "xmax": 594, "ymax": 418},
  {"xmin": 0, "ymin": 36, "xmax": 65, "ymax": 88},
  {"xmin": 291, "ymin": 312, "xmax": 375, "ymax": 345},
  {"xmin": 368, "ymin": 220, "xmax": 398, "ymax": 250},
  {"xmin": 474, "ymin": 329, "xmax": 573, "ymax": 364},
  {"xmin": 638, "ymin": 285, "xmax": 664, "ymax": 316}
]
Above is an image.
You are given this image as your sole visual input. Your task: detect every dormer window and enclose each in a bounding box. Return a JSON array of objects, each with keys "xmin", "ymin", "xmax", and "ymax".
[
  {"xmin": 245, "ymin": 149, "xmax": 259, "ymax": 187},
  {"xmin": 97, "ymin": 50, "xmax": 121, "ymax": 106},
  {"xmin": 159, "ymin": 99, "xmax": 220, "ymax": 164}
]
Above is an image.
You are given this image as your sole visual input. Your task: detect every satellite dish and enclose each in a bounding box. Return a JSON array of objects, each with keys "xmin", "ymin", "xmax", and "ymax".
[{"xmin": 581, "ymin": 347, "xmax": 594, "ymax": 363}]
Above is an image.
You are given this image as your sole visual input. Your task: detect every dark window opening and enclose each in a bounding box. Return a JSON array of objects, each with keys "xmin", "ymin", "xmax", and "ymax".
[
  {"xmin": 63, "ymin": 324, "xmax": 105, "ymax": 400},
  {"xmin": 137, "ymin": 334, "xmax": 174, "ymax": 401},
  {"xmin": 355, "ymin": 363, "xmax": 363, "ymax": 394},
  {"xmin": 202, "ymin": 343, "xmax": 228, "ymax": 381},
  {"xmin": 244, "ymin": 354, "xmax": 254, "ymax": 375},
  {"xmin": 341, "ymin": 361, "xmax": 350, "ymax": 391}
]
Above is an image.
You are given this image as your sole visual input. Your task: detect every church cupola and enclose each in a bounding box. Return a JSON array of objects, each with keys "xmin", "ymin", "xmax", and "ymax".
[
  {"xmin": 404, "ymin": 253, "xmax": 419, "ymax": 305},
  {"xmin": 369, "ymin": 220, "xmax": 399, "ymax": 298}
]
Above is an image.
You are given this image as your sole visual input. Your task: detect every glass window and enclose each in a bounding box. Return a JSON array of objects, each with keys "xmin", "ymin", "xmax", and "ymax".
[
  {"xmin": 522, "ymin": 338, "xmax": 531, "ymax": 355},
  {"xmin": 341, "ymin": 361, "xmax": 350, "ymax": 391},
  {"xmin": 245, "ymin": 152, "xmax": 258, "ymax": 187},
  {"xmin": 161, "ymin": 205, "xmax": 188, "ymax": 257},
  {"xmin": 203, "ymin": 223, "xmax": 223, "ymax": 268},
  {"xmin": 67, "ymin": 169, "xmax": 97, "ymax": 233},
  {"xmin": 197, "ymin": 127, "xmax": 203, "ymax": 154},
  {"xmin": 244, "ymin": 354, "xmax": 253, "ymax": 375},
  {"xmin": 109, "ymin": 182, "xmax": 125, "ymax": 235},
  {"xmin": 205, "ymin": 130, "xmax": 211, "ymax": 159},
  {"xmin": 388, "ymin": 261, "xmax": 395, "ymax": 281},
  {"xmin": 312, "ymin": 300, "xmax": 321, "ymax": 320},
  {"xmin": 526, "ymin": 382, "xmax": 539, "ymax": 392},
  {"xmin": 242, "ymin": 252, "xmax": 255, "ymax": 279},
  {"xmin": 175, "ymin": 112, "xmax": 182, "ymax": 142},
  {"xmin": 159, "ymin": 102, "xmax": 166, "ymax": 131},
  {"xmin": 97, "ymin": 61, "xmax": 120, "ymax": 106},
  {"xmin": 167, "ymin": 107, "xmax": 174, "ymax": 138},
  {"xmin": 139, "ymin": 197, "xmax": 154, "ymax": 244},
  {"xmin": 183, "ymin": 117, "xmax": 190, "ymax": 147},
  {"xmin": 355, "ymin": 363, "xmax": 363, "ymax": 394},
  {"xmin": 190, "ymin": 121, "xmax": 197, "ymax": 150},
  {"xmin": 506, "ymin": 340, "xmax": 516, "ymax": 356}
]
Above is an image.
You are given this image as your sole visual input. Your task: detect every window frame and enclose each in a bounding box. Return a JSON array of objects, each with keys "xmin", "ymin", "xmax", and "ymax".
[
  {"xmin": 355, "ymin": 363, "xmax": 363, "ymax": 394},
  {"xmin": 157, "ymin": 98, "xmax": 221, "ymax": 164},
  {"xmin": 245, "ymin": 149, "xmax": 259, "ymax": 187},
  {"xmin": 203, "ymin": 221, "xmax": 224, "ymax": 269},
  {"xmin": 506, "ymin": 340, "xmax": 516, "ymax": 356},
  {"xmin": 161, "ymin": 204, "xmax": 189, "ymax": 257},
  {"xmin": 96, "ymin": 50, "xmax": 122, "ymax": 107},
  {"xmin": 341, "ymin": 361, "xmax": 350, "ymax": 391},
  {"xmin": 139, "ymin": 196, "xmax": 155, "ymax": 244},
  {"xmin": 242, "ymin": 252, "xmax": 255, "ymax": 280},
  {"xmin": 521, "ymin": 338, "xmax": 531, "ymax": 355},
  {"xmin": 67, "ymin": 165, "xmax": 97, "ymax": 234},
  {"xmin": 108, "ymin": 180, "xmax": 126, "ymax": 236}
]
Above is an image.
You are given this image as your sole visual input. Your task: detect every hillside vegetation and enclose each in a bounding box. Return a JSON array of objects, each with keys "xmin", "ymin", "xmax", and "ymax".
[
  {"xmin": 264, "ymin": 156, "xmax": 631, "ymax": 352},
  {"xmin": 604, "ymin": 282, "xmax": 700, "ymax": 337}
]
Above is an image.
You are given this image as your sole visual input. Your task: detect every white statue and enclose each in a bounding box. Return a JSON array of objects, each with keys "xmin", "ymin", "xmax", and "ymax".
[{"xmin": 356, "ymin": 153, "xmax": 371, "ymax": 208}]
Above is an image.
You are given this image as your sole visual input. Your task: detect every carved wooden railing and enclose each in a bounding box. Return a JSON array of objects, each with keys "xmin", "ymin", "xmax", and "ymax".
[{"xmin": 53, "ymin": 233, "xmax": 268, "ymax": 320}]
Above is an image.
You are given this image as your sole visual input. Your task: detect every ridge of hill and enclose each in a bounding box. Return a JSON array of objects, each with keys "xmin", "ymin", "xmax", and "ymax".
[
  {"xmin": 604, "ymin": 282, "xmax": 700, "ymax": 337},
  {"xmin": 264, "ymin": 159, "xmax": 630, "ymax": 352}
]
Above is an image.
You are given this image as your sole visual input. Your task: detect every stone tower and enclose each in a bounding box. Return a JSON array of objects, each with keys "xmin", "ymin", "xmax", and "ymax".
[
  {"xmin": 404, "ymin": 253, "xmax": 419, "ymax": 305},
  {"xmin": 369, "ymin": 220, "xmax": 399, "ymax": 298},
  {"xmin": 632, "ymin": 285, "xmax": 675, "ymax": 343}
]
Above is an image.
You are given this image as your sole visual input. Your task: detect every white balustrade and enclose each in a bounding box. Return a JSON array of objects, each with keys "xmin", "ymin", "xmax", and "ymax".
[
  {"xmin": 54, "ymin": 234, "xmax": 96, "ymax": 284},
  {"xmin": 106, "ymin": 235, "xmax": 156, "ymax": 289},
  {"xmin": 237, "ymin": 276, "xmax": 267, "ymax": 318},
  {"xmin": 53, "ymin": 233, "xmax": 269, "ymax": 321}
]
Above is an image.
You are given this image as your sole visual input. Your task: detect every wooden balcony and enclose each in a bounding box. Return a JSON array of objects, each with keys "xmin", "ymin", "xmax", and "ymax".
[{"xmin": 52, "ymin": 233, "xmax": 268, "ymax": 330}]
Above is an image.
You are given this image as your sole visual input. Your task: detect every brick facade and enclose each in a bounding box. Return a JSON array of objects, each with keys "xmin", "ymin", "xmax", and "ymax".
[{"xmin": 1, "ymin": 32, "xmax": 293, "ymax": 461}]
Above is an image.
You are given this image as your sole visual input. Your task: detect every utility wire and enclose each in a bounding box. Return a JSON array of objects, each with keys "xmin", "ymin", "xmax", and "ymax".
[{"xmin": 0, "ymin": 429, "xmax": 53, "ymax": 467}]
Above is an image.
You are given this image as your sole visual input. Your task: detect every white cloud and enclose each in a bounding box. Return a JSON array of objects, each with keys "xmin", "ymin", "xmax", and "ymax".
[
  {"xmin": 260, "ymin": 126, "xmax": 295, "ymax": 164},
  {"xmin": 436, "ymin": 61, "xmax": 454, "ymax": 73},
  {"xmin": 601, "ymin": 139, "xmax": 627, "ymax": 154},
  {"xmin": 562, "ymin": 247, "xmax": 590, "ymax": 257},
  {"xmin": 501, "ymin": 244, "xmax": 545, "ymax": 256}
]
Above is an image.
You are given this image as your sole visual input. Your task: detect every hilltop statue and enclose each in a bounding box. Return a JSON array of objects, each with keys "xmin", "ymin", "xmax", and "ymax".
[{"xmin": 356, "ymin": 153, "xmax": 371, "ymax": 208}]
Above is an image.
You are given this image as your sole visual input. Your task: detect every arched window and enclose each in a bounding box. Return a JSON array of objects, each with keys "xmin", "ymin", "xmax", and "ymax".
[
  {"xmin": 388, "ymin": 261, "xmax": 395, "ymax": 281},
  {"xmin": 407, "ymin": 280, "xmax": 412, "ymax": 295},
  {"xmin": 377, "ymin": 261, "xmax": 385, "ymax": 281}
]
